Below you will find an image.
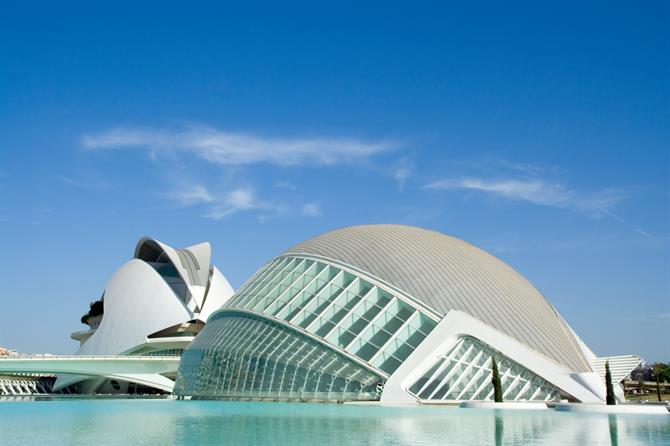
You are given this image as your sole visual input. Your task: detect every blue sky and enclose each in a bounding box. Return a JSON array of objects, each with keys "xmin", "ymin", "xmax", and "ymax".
[{"xmin": 1, "ymin": 2, "xmax": 668, "ymax": 362}]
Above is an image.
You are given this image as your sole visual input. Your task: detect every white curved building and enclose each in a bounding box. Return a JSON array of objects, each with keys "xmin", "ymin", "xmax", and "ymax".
[
  {"xmin": 175, "ymin": 224, "xmax": 635, "ymax": 404},
  {"xmin": 54, "ymin": 237, "xmax": 234, "ymax": 393}
]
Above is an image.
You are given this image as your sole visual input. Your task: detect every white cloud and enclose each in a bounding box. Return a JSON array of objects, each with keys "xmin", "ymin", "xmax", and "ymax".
[
  {"xmin": 425, "ymin": 176, "xmax": 653, "ymax": 238},
  {"xmin": 274, "ymin": 181, "xmax": 297, "ymax": 190},
  {"xmin": 301, "ymin": 202, "xmax": 322, "ymax": 217},
  {"xmin": 499, "ymin": 160, "xmax": 561, "ymax": 177},
  {"xmin": 202, "ymin": 188, "xmax": 279, "ymax": 220},
  {"xmin": 82, "ymin": 124, "xmax": 397, "ymax": 167},
  {"xmin": 426, "ymin": 178, "xmax": 573, "ymax": 207},
  {"xmin": 390, "ymin": 158, "xmax": 412, "ymax": 191},
  {"xmin": 59, "ymin": 176, "xmax": 110, "ymax": 190},
  {"xmin": 170, "ymin": 184, "xmax": 214, "ymax": 207}
]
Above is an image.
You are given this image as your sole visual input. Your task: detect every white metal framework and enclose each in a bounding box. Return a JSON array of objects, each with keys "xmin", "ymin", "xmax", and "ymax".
[
  {"xmin": 0, "ymin": 375, "xmax": 54, "ymax": 395},
  {"xmin": 408, "ymin": 336, "xmax": 561, "ymax": 401},
  {"xmin": 2, "ymin": 355, "xmax": 181, "ymax": 393},
  {"xmin": 592, "ymin": 355, "xmax": 643, "ymax": 384},
  {"xmin": 224, "ymin": 257, "xmax": 438, "ymax": 377}
]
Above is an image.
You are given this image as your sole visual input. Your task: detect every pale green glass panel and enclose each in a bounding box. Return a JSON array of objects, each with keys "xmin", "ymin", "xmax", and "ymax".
[
  {"xmin": 241, "ymin": 258, "xmax": 305, "ymax": 310},
  {"xmin": 175, "ymin": 313, "xmax": 383, "ymax": 402}
]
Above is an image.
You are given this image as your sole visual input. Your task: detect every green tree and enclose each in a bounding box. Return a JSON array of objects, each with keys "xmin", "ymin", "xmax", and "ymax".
[
  {"xmin": 653, "ymin": 363, "xmax": 670, "ymax": 383},
  {"xmin": 653, "ymin": 363, "xmax": 664, "ymax": 402},
  {"xmin": 605, "ymin": 360, "xmax": 616, "ymax": 405},
  {"xmin": 491, "ymin": 356, "xmax": 503, "ymax": 403}
]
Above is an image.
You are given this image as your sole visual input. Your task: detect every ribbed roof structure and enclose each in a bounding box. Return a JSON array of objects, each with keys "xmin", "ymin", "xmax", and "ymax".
[{"xmin": 285, "ymin": 224, "xmax": 591, "ymax": 372}]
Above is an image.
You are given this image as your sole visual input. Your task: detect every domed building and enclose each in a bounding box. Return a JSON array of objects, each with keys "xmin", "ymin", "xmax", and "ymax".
[{"xmin": 174, "ymin": 225, "xmax": 632, "ymax": 404}]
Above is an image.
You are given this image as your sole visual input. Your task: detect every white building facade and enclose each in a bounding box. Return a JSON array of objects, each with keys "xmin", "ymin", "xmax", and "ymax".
[
  {"xmin": 175, "ymin": 225, "xmax": 635, "ymax": 404},
  {"xmin": 53, "ymin": 237, "xmax": 234, "ymax": 393}
]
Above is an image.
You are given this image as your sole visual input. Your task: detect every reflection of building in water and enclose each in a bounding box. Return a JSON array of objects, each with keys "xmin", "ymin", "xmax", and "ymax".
[{"xmin": 381, "ymin": 407, "xmax": 659, "ymax": 445}]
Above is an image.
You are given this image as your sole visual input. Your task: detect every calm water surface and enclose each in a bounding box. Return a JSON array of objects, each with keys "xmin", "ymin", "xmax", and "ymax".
[{"xmin": 1, "ymin": 399, "xmax": 669, "ymax": 446}]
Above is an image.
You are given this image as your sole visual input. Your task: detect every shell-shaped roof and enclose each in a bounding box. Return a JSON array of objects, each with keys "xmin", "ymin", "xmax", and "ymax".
[{"xmin": 285, "ymin": 224, "xmax": 591, "ymax": 372}]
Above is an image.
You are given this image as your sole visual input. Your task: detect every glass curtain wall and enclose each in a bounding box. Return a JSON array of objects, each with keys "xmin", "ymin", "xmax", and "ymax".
[
  {"xmin": 175, "ymin": 313, "xmax": 383, "ymax": 401},
  {"xmin": 408, "ymin": 336, "xmax": 561, "ymax": 402},
  {"xmin": 221, "ymin": 256, "xmax": 438, "ymax": 376}
]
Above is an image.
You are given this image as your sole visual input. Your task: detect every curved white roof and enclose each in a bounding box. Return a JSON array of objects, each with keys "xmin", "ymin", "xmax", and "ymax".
[{"xmin": 284, "ymin": 224, "xmax": 591, "ymax": 372}]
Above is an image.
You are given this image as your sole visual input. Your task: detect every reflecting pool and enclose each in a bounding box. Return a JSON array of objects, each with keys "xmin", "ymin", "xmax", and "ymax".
[{"xmin": 1, "ymin": 399, "xmax": 669, "ymax": 446}]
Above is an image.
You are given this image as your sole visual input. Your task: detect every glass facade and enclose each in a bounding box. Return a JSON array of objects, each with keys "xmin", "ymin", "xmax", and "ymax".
[
  {"xmin": 223, "ymin": 256, "xmax": 438, "ymax": 376},
  {"xmin": 174, "ymin": 313, "xmax": 383, "ymax": 401},
  {"xmin": 408, "ymin": 336, "xmax": 561, "ymax": 402},
  {"xmin": 175, "ymin": 255, "xmax": 565, "ymax": 402}
]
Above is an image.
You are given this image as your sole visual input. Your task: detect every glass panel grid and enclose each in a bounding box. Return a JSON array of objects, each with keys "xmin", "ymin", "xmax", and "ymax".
[
  {"xmin": 223, "ymin": 256, "xmax": 439, "ymax": 377},
  {"xmin": 230, "ymin": 258, "xmax": 292, "ymax": 309},
  {"xmin": 408, "ymin": 336, "xmax": 561, "ymax": 402},
  {"xmin": 175, "ymin": 313, "xmax": 383, "ymax": 401}
]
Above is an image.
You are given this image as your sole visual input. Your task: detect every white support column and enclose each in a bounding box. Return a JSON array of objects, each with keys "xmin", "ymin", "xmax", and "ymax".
[
  {"xmin": 455, "ymin": 349, "xmax": 487, "ymax": 400},
  {"xmin": 414, "ymin": 339, "xmax": 465, "ymax": 397},
  {"xmin": 514, "ymin": 378, "xmax": 532, "ymax": 401},
  {"xmin": 429, "ymin": 343, "xmax": 477, "ymax": 400}
]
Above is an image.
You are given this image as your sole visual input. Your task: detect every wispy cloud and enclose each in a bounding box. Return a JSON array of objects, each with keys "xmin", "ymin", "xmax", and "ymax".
[
  {"xmin": 274, "ymin": 181, "xmax": 297, "ymax": 191},
  {"xmin": 390, "ymin": 158, "xmax": 413, "ymax": 191},
  {"xmin": 499, "ymin": 160, "xmax": 562, "ymax": 177},
  {"xmin": 82, "ymin": 124, "xmax": 398, "ymax": 167},
  {"xmin": 170, "ymin": 184, "xmax": 214, "ymax": 207},
  {"xmin": 301, "ymin": 202, "xmax": 322, "ymax": 217},
  {"xmin": 59, "ymin": 176, "xmax": 110, "ymax": 190},
  {"xmin": 426, "ymin": 178, "xmax": 573, "ymax": 207},
  {"xmin": 165, "ymin": 181, "xmax": 326, "ymax": 221},
  {"xmin": 201, "ymin": 188, "xmax": 282, "ymax": 220},
  {"xmin": 425, "ymin": 176, "xmax": 653, "ymax": 238}
]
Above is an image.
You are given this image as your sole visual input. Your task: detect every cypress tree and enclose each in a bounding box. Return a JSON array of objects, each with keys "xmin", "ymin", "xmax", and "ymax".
[
  {"xmin": 653, "ymin": 363, "xmax": 664, "ymax": 402},
  {"xmin": 491, "ymin": 356, "xmax": 503, "ymax": 403},
  {"xmin": 605, "ymin": 360, "xmax": 616, "ymax": 405}
]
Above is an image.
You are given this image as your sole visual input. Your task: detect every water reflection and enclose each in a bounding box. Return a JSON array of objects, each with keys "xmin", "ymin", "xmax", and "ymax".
[
  {"xmin": 609, "ymin": 414, "xmax": 619, "ymax": 446},
  {"xmin": 0, "ymin": 400, "xmax": 668, "ymax": 446},
  {"xmin": 495, "ymin": 412, "xmax": 504, "ymax": 446}
]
